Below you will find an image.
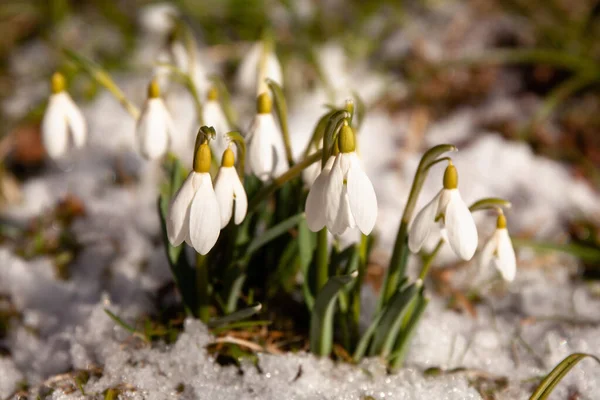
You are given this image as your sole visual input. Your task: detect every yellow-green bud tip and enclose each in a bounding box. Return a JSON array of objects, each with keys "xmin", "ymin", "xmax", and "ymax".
[
  {"xmin": 443, "ymin": 163, "xmax": 458, "ymax": 189},
  {"xmin": 148, "ymin": 79, "xmax": 160, "ymax": 99},
  {"xmin": 51, "ymin": 72, "xmax": 66, "ymax": 94},
  {"xmin": 222, "ymin": 147, "xmax": 235, "ymax": 167},
  {"xmin": 338, "ymin": 124, "xmax": 356, "ymax": 153},
  {"xmin": 256, "ymin": 92, "xmax": 272, "ymax": 114},
  {"xmin": 193, "ymin": 142, "xmax": 212, "ymax": 173},
  {"xmin": 496, "ymin": 214, "xmax": 507, "ymax": 229},
  {"xmin": 207, "ymin": 86, "xmax": 218, "ymax": 101}
]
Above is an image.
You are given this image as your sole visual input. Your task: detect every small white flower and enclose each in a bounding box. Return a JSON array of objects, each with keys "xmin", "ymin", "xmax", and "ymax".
[
  {"xmin": 305, "ymin": 125, "xmax": 377, "ymax": 235},
  {"xmin": 203, "ymin": 87, "xmax": 231, "ymax": 161},
  {"xmin": 167, "ymin": 142, "xmax": 221, "ymax": 255},
  {"xmin": 42, "ymin": 73, "xmax": 87, "ymax": 159},
  {"xmin": 214, "ymin": 148, "xmax": 247, "ymax": 228},
  {"xmin": 137, "ymin": 81, "xmax": 174, "ymax": 159},
  {"xmin": 408, "ymin": 163, "xmax": 478, "ymax": 260},
  {"xmin": 247, "ymin": 93, "xmax": 287, "ymax": 181},
  {"xmin": 479, "ymin": 214, "xmax": 516, "ymax": 281},
  {"xmin": 237, "ymin": 41, "xmax": 283, "ymax": 95}
]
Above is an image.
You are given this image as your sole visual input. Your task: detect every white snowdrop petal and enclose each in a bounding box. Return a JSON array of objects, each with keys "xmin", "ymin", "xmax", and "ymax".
[
  {"xmin": 330, "ymin": 187, "xmax": 355, "ymax": 235},
  {"xmin": 138, "ymin": 99, "xmax": 170, "ymax": 159},
  {"xmin": 63, "ymin": 94, "xmax": 87, "ymax": 148},
  {"xmin": 495, "ymin": 228, "xmax": 516, "ymax": 281},
  {"xmin": 408, "ymin": 190, "xmax": 442, "ymax": 253},
  {"xmin": 445, "ymin": 190, "xmax": 478, "ymax": 260},
  {"xmin": 347, "ymin": 154, "xmax": 377, "ymax": 235},
  {"xmin": 305, "ymin": 158, "xmax": 334, "ymax": 232},
  {"xmin": 324, "ymin": 155, "xmax": 345, "ymax": 231},
  {"xmin": 204, "ymin": 101, "xmax": 231, "ymax": 160},
  {"xmin": 189, "ymin": 174, "xmax": 221, "ymax": 255},
  {"xmin": 231, "ymin": 170, "xmax": 248, "ymax": 225},
  {"xmin": 167, "ymin": 173, "xmax": 196, "ymax": 246},
  {"xmin": 41, "ymin": 95, "xmax": 69, "ymax": 159},
  {"xmin": 478, "ymin": 232, "xmax": 498, "ymax": 272},
  {"xmin": 237, "ymin": 43, "xmax": 261, "ymax": 92},
  {"xmin": 214, "ymin": 168, "xmax": 235, "ymax": 229},
  {"xmin": 248, "ymin": 116, "xmax": 273, "ymax": 181}
]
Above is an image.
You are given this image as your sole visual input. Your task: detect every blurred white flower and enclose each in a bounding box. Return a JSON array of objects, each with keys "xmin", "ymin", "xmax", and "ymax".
[
  {"xmin": 306, "ymin": 125, "xmax": 377, "ymax": 235},
  {"xmin": 408, "ymin": 162, "xmax": 478, "ymax": 260},
  {"xmin": 237, "ymin": 41, "xmax": 283, "ymax": 95},
  {"xmin": 203, "ymin": 87, "xmax": 231, "ymax": 161},
  {"xmin": 42, "ymin": 73, "xmax": 87, "ymax": 159},
  {"xmin": 167, "ymin": 142, "xmax": 220, "ymax": 255},
  {"xmin": 214, "ymin": 147, "xmax": 247, "ymax": 228},
  {"xmin": 302, "ymin": 139, "xmax": 323, "ymax": 188},
  {"xmin": 247, "ymin": 93, "xmax": 287, "ymax": 181},
  {"xmin": 137, "ymin": 80, "xmax": 174, "ymax": 160},
  {"xmin": 479, "ymin": 214, "xmax": 516, "ymax": 281}
]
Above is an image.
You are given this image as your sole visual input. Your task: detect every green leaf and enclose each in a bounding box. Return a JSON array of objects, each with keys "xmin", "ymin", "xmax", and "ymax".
[
  {"xmin": 104, "ymin": 309, "xmax": 147, "ymax": 342},
  {"xmin": 244, "ymin": 212, "xmax": 305, "ymax": 256},
  {"xmin": 351, "ymin": 91, "xmax": 366, "ymax": 130},
  {"xmin": 310, "ymin": 273, "xmax": 357, "ymax": 356},
  {"xmin": 267, "ymin": 79, "xmax": 294, "ymax": 166},
  {"xmin": 211, "ymin": 320, "xmax": 272, "ymax": 334},
  {"xmin": 513, "ymin": 238, "xmax": 600, "ymax": 263},
  {"xmin": 208, "ymin": 303, "xmax": 262, "ymax": 329},
  {"xmin": 389, "ymin": 291, "xmax": 429, "ymax": 369},
  {"xmin": 304, "ymin": 110, "xmax": 336, "ymax": 157},
  {"xmin": 469, "ymin": 197, "xmax": 512, "ymax": 212},
  {"xmin": 529, "ymin": 353, "xmax": 600, "ymax": 400},
  {"xmin": 298, "ymin": 218, "xmax": 316, "ymax": 310},
  {"xmin": 369, "ymin": 283, "xmax": 419, "ymax": 357},
  {"xmin": 157, "ymin": 63, "xmax": 204, "ymax": 125},
  {"xmin": 225, "ymin": 273, "xmax": 246, "ymax": 314}
]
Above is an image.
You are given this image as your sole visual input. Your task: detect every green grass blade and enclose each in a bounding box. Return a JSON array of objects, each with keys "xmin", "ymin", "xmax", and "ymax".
[
  {"xmin": 298, "ymin": 218, "xmax": 316, "ymax": 310},
  {"xmin": 267, "ymin": 79, "xmax": 293, "ymax": 166},
  {"xmin": 225, "ymin": 273, "xmax": 246, "ymax": 314},
  {"xmin": 529, "ymin": 353, "xmax": 600, "ymax": 400},
  {"xmin": 369, "ymin": 283, "xmax": 419, "ymax": 357},
  {"xmin": 389, "ymin": 292, "xmax": 429, "ymax": 370},
  {"xmin": 469, "ymin": 198, "xmax": 512, "ymax": 212},
  {"xmin": 310, "ymin": 273, "xmax": 357, "ymax": 356},
  {"xmin": 245, "ymin": 212, "xmax": 305, "ymax": 256},
  {"xmin": 208, "ymin": 303, "xmax": 262, "ymax": 328}
]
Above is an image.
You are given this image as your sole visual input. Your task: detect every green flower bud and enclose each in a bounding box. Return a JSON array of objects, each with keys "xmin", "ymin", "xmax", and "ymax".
[
  {"xmin": 51, "ymin": 72, "xmax": 66, "ymax": 94},
  {"xmin": 207, "ymin": 86, "xmax": 218, "ymax": 101},
  {"xmin": 496, "ymin": 213, "xmax": 507, "ymax": 229},
  {"xmin": 338, "ymin": 124, "xmax": 356, "ymax": 153},
  {"xmin": 443, "ymin": 163, "xmax": 458, "ymax": 189},
  {"xmin": 148, "ymin": 79, "xmax": 160, "ymax": 99},
  {"xmin": 193, "ymin": 142, "xmax": 212, "ymax": 173},
  {"xmin": 256, "ymin": 92, "xmax": 272, "ymax": 114},
  {"xmin": 222, "ymin": 147, "xmax": 235, "ymax": 167}
]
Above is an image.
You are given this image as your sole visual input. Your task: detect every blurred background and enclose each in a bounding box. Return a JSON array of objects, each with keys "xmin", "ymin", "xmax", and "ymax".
[{"xmin": 1, "ymin": 0, "xmax": 600, "ymax": 397}]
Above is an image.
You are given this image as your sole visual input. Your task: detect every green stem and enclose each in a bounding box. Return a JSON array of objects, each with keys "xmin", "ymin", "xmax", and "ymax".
[
  {"xmin": 418, "ymin": 239, "xmax": 444, "ymax": 281},
  {"xmin": 62, "ymin": 48, "xmax": 140, "ymax": 119},
  {"xmin": 196, "ymin": 253, "xmax": 210, "ymax": 323},
  {"xmin": 159, "ymin": 64, "xmax": 204, "ymax": 125},
  {"xmin": 248, "ymin": 150, "xmax": 323, "ymax": 211},
  {"xmin": 379, "ymin": 144, "xmax": 456, "ymax": 311},
  {"xmin": 315, "ymin": 228, "xmax": 329, "ymax": 292}
]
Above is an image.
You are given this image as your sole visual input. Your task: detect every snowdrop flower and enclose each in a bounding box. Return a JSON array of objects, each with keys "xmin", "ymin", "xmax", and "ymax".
[
  {"xmin": 247, "ymin": 93, "xmax": 288, "ymax": 181},
  {"xmin": 203, "ymin": 87, "xmax": 231, "ymax": 161},
  {"xmin": 479, "ymin": 213, "xmax": 516, "ymax": 281},
  {"xmin": 408, "ymin": 162, "xmax": 478, "ymax": 260},
  {"xmin": 137, "ymin": 80, "xmax": 174, "ymax": 159},
  {"xmin": 167, "ymin": 141, "xmax": 221, "ymax": 255},
  {"xmin": 302, "ymin": 139, "xmax": 323, "ymax": 188},
  {"xmin": 237, "ymin": 41, "xmax": 283, "ymax": 95},
  {"xmin": 305, "ymin": 125, "xmax": 377, "ymax": 235},
  {"xmin": 41, "ymin": 72, "xmax": 87, "ymax": 159},
  {"xmin": 214, "ymin": 147, "xmax": 247, "ymax": 228}
]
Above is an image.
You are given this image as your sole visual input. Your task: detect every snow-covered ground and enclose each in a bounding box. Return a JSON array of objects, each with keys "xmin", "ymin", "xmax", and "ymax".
[{"xmin": 1, "ymin": 2, "xmax": 600, "ymax": 399}]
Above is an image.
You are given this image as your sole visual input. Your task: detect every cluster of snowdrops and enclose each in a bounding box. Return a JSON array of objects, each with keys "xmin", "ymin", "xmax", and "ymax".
[{"xmin": 39, "ymin": 33, "xmax": 516, "ymax": 367}]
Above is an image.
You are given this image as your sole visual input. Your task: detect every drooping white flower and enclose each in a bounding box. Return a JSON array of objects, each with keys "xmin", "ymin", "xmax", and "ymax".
[
  {"xmin": 479, "ymin": 214, "xmax": 516, "ymax": 281},
  {"xmin": 203, "ymin": 87, "xmax": 231, "ymax": 161},
  {"xmin": 170, "ymin": 39, "xmax": 210, "ymax": 96},
  {"xmin": 42, "ymin": 72, "xmax": 87, "ymax": 159},
  {"xmin": 305, "ymin": 125, "xmax": 377, "ymax": 235},
  {"xmin": 247, "ymin": 93, "xmax": 288, "ymax": 181},
  {"xmin": 167, "ymin": 142, "xmax": 221, "ymax": 255},
  {"xmin": 214, "ymin": 147, "xmax": 247, "ymax": 228},
  {"xmin": 408, "ymin": 162, "xmax": 478, "ymax": 260},
  {"xmin": 237, "ymin": 41, "xmax": 283, "ymax": 95},
  {"xmin": 137, "ymin": 80, "xmax": 174, "ymax": 160}
]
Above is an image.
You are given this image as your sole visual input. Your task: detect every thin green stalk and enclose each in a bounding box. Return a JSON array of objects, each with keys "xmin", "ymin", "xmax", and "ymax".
[
  {"xmin": 158, "ymin": 63, "xmax": 204, "ymax": 125},
  {"xmin": 315, "ymin": 228, "xmax": 329, "ymax": 292},
  {"xmin": 196, "ymin": 253, "xmax": 210, "ymax": 323},
  {"xmin": 63, "ymin": 48, "xmax": 140, "ymax": 119},
  {"xmin": 418, "ymin": 239, "xmax": 444, "ymax": 281},
  {"xmin": 248, "ymin": 150, "xmax": 323, "ymax": 211},
  {"xmin": 379, "ymin": 144, "xmax": 456, "ymax": 311}
]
